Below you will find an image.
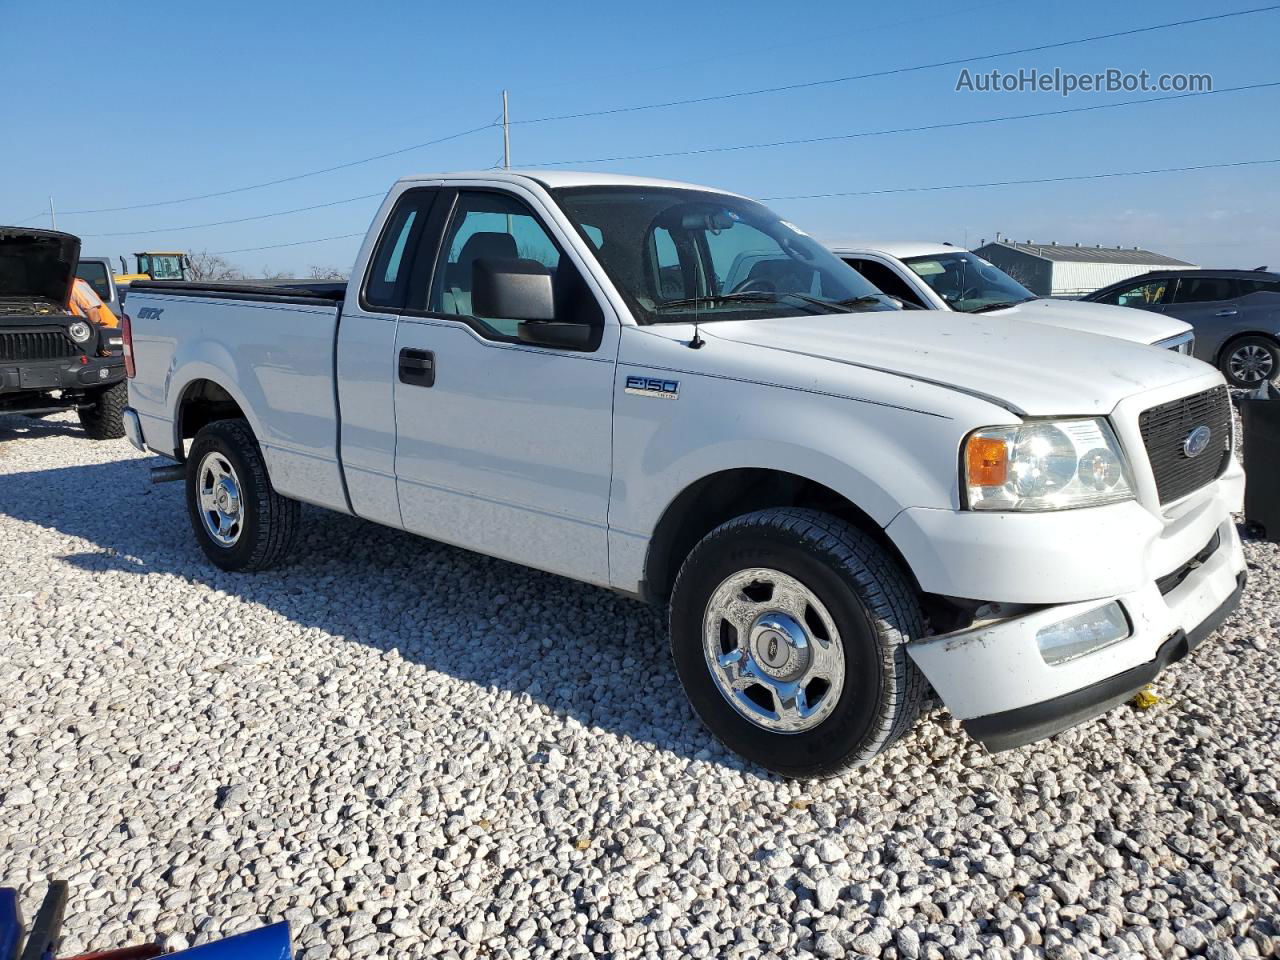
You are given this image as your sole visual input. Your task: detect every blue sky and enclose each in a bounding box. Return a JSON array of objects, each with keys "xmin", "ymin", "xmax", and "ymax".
[{"xmin": 3, "ymin": 0, "xmax": 1277, "ymax": 276}]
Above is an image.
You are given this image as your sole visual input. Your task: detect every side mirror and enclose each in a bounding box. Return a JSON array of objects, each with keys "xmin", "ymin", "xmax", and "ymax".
[
  {"xmin": 472, "ymin": 257, "xmax": 556, "ymax": 322},
  {"xmin": 472, "ymin": 257, "xmax": 597, "ymax": 350}
]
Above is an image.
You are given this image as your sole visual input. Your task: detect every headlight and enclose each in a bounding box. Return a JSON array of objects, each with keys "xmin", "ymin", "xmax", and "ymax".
[
  {"xmin": 1154, "ymin": 331, "xmax": 1195, "ymax": 355},
  {"xmin": 68, "ymin": 321, "xmax": 92, "ymax": 343},
  {"xmin": 963, "ymin": 418, "xmax": 1134, "ymax": 511}
]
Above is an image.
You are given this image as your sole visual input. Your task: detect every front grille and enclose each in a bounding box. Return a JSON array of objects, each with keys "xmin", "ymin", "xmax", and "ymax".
[
  {"xmin": 1139, "ymin": 385, "xmax": 1232, "ymax": 504},
  {"xmin": 0, "ymin": 330, "xmax": 79, "ymax": 363}
]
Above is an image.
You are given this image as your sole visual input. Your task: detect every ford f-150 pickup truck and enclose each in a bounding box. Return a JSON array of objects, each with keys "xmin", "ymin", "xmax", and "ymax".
[
  {"xmin": 834, "ymin": 242, "xmax": 1197, "ymax": 354},
  {"xmin": 1, "ymin": 228, "xmax": 127, "ymax": 437},
  {"xmin": 122, "ymin": 172, "xmax": 1246, "ymax": 778}
]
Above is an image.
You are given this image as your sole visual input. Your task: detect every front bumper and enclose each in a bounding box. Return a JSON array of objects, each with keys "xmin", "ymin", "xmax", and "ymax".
[
  {"xmin": 0, "ymin": 356, "xmax": 126, "ymax": 396},
  {"xmin": 887, "ymin": 457, "xmax": 1245, "ymax": 605},
  {"xmin": 907, "ymin": 514, "xmax": 1247, "ymax": 751}
]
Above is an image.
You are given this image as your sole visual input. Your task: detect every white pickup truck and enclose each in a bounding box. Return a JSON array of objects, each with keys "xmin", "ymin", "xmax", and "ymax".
[
  {"xmin": 123, "ymin": 172, "xmax": 1246, "ymax": 778},
  {"xmin": 833, "ymin": 242, "xmax": 1197, "ymax": 353}
]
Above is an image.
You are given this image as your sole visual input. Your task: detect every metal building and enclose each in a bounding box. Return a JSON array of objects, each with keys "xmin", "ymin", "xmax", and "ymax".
[{"xmin": 971, "ymin": 239, "xmax": 1196, "ymax": 298}]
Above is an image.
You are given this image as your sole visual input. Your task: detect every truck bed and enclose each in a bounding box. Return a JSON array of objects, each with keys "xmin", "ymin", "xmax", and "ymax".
[{"xmin": 125, "ymin": 280, "xmax": 349, "ymax": 513}]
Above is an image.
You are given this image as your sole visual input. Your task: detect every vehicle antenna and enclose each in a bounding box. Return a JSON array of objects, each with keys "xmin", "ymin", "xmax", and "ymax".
[{"xmin": 689, "ymin": 248, "xmax": 705, "ymax": 349}]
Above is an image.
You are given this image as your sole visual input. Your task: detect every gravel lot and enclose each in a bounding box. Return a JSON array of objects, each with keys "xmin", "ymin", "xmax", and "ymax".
[{"xmin": 1, "ymin": 412, "xmax": 1278, "ymax": 960}]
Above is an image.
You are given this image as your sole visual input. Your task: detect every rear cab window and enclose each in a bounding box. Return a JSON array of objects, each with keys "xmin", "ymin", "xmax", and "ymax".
[{"xmin": 361, "ymin": 189, "xmax": 439, "ymax": 310}]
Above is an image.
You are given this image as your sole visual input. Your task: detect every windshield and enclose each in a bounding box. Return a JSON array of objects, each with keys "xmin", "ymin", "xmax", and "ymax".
[
  {"xmin": 902, "ymin": 251, "xmax": 1035, "ymax": 313},
  {"xmin": 76, "ymin": 261, "xmax": 111, "ymax": 300},
  {"xmin": 553, "ymin": 186, "xmax": 896, "ymax": 324}
]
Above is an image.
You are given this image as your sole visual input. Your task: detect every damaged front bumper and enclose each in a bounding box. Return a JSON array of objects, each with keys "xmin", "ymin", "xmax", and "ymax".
[{"xmin": 907, "ymin": 516, "xmax": 1247, "ymax": 752}]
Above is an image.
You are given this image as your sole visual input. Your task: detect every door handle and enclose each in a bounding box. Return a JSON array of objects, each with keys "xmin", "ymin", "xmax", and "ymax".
[
  {"xmin": 398, "ymin": 348, "xmax": 435, "ymax": 387},
  {"xmin": 1215, "ymin": 308, "xmax": 1238, "ymax": 317}
]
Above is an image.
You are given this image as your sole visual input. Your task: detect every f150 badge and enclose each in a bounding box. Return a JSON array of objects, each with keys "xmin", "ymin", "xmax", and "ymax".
[{"xmin": 625, "ymin": 375, "xmax": 679, "ymax": 400}]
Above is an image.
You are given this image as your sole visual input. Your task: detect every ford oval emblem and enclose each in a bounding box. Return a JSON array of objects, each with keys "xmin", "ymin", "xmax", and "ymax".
[{"xmin": 1183, "ymin": 425, "xmax": 1212, "ymax": 458}]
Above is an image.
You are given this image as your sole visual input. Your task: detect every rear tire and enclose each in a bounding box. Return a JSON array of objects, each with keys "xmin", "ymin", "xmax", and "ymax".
[
  {"xmin": 78, "ymin": 381, "xmax": 127, "ymax": 439},
  {"xmin": 186, "ymin": 419, "xmax": 299, "ymax": 571},
  {"xmin": 1219, "ymin": 335, "xmax": 1279, "ymax": 389},
  {"xmin": 669, "ymin": 508, "xmax": 926, "ymax": 779}
]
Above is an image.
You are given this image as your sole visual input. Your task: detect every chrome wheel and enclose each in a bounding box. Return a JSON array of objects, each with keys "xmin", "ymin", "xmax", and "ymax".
[
  {"xmin": 1229, "ymin": 343, "xmax": 1275, "ymax": 384},
  {"xmin": 702, "ymin": 567, "xmax": 844, "ymax": 734},
  {"xmin": 196, "ymin": 451, "xmax": 244, "ymax": 547}
]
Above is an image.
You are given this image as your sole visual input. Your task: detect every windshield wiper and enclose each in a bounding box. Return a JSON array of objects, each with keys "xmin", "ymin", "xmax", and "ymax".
[
  {"xmin": 658, "ymin": 292, "xmax": 777, "ymax": 310},
  {"xmin": 969, "ymin": 296, "xmax": 1038, "ymax": 313},
  {"xmin": 830, "ymin": 295, "xmax": 890, "ymax": 311},
  {"xmin": 655, "ymin": 291, "xmax": 889, "ymax": 318}
]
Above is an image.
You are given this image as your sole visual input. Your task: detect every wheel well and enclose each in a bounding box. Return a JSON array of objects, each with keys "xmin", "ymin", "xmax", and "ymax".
[
  {"xmin": 643, "ymin": 468, "xmax": 916, "ymax": 604},
  {"xmin": 1215, "ymin": 331, "xmax": 1280, "ymax": 365},
  {"xmin": 177, "ymin": 379, "xmax": 245, "ymax": 452}
]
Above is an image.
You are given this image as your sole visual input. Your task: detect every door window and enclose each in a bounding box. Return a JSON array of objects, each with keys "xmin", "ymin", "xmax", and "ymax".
[
  {"xmin": 1095, "ymin": 278, "xmax": 1170, "ymax": 306},
  {"xmin": 363, "ymin": 189, "xmax": 437, "ymax": 310},
  {"xmin": 427, "ymin": 191, "xmax": 600, "ymax": 341},
  {"xmin": 1171, "ymin": 276, "xmax": 1234, "ymax": 303},
  {"xmin": 843, "ymin": 259, "xmax": 927, "ymax": 307},
  {"xmin": 1237, "ymin": 278, "xmax": 1280, "ymax": 296},
  {"xmin": 76, "ymin": 261, "xmax": 112, "ymax": 300}
]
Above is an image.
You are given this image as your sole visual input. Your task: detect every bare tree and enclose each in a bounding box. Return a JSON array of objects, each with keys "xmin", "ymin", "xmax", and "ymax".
[
  {"xmin": 307, "ymin": 265, "xmax": 349, "ymax": 280},
  {"xmin": 258, "ymin": 267, "xmax": 296, "ymax": 281},
  {"xmin": 186, "ymin": 250, "xmax": 244, "ymax": 281}
]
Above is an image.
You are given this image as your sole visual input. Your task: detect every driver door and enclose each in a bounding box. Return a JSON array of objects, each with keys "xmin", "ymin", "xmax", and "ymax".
[{"xmin": 391, "ymin": 187, "xmax": 619, "ymax": 586}]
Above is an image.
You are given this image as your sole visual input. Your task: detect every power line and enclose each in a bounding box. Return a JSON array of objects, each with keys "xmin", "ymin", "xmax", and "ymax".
[
  {"xmin": 512, "ymin": 5, "xmax": 1280, "ymax": 126},
  {"xmin": 211, "ymin": 232, "xmax": 367, "ymax": 256},
  {"xmin": 759, "ymin": 157, "xmax": 1280, "ymax": 201},
  {"xmin": 524, "ymin": 81, "xmax": 1280, "ymax": 167},
  {"xmin": 56, "ymin": 122, "xmax": 496, "ymax": 217},
  {"xmin": 208, "ymin": 157, "xmax": 1280, "ymax": 258},
  {"xmin": 31, "ymin": 5, "xmax": 1276, "ymax": 224},
  {"xmin": 81, "ymin": 192, "xmax": 384, "ymax": 237}
]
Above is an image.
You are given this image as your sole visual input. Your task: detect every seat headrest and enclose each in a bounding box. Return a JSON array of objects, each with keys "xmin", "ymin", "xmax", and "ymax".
[{"xmin": 457, "ymin": 232, "xmax": 518, "ymax": 265}]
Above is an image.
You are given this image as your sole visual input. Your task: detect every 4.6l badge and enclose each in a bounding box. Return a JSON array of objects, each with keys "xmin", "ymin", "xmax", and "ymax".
[{"xmin": 625, "ymin": 375, "xmax": 679, "ymax": 400}]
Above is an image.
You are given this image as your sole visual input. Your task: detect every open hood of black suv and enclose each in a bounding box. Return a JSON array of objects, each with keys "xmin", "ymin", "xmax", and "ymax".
[{"xmin": 0, "ymin": 228, "xmax": 80, "ymax": 307}]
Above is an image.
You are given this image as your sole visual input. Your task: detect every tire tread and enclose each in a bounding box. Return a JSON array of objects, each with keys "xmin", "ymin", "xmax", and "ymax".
[
  {"xmin": 670, "ymin": 507, "xmax": 926, "ymax": 777},
  {"xmin": 188, "ymin": 419, "xmax": 299, "ymax": 571},
  {"xmin": 78, "ymin": 381, "xmax": 128, "ymax": 440}
]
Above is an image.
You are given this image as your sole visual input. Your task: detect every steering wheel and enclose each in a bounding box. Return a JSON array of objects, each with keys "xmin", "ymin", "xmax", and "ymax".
[{"xmin": 729, "ymin": 277, "xmax": 776, "ymax": 295}]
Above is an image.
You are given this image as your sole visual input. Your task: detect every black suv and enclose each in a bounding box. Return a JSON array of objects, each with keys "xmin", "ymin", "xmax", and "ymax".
[
  {"xmin": 1084, "ymin": 268, "xmax": 1280, "ymax": 388},
  {"xmin": 1, "ymin": 228, "xmax": 127, "ymax": 437}
]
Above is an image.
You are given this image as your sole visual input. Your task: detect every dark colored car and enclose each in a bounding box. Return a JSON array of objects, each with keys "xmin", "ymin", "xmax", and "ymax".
[
  {"xmin": 1, "ymin": 227, "xmax": 127, "ymax": 437},
  {"xmin": 1083, "ymin": 268, "xmax": 1280, "ymax": 388}
]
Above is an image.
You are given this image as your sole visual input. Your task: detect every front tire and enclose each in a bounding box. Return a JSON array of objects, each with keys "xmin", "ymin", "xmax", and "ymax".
[
  {"xmin": 78, "ymin": 381, "xmax": 127, "ymax": 439},
  {"xmin": 185, "ymin": 419, "xmax": 299, "ymax": 571},
  {"xmin": 669, "ymin": 508, "xmax": 926, "ymax": 778},
  {"xmin": 1220, "ymin": 335, "xmax": 1279, "ymax": 388}
]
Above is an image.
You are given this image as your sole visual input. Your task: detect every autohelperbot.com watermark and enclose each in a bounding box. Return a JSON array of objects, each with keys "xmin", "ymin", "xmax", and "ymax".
[{"xmin": 956, "ymin": 67, "xmax": 1213, "ymax": 96}]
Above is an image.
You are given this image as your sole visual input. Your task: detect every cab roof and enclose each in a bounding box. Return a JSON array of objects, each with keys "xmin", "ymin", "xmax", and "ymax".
[
  {"xmin": 397, "ymin": 170, "xmax": 749, "ymax": 197},
  {"xmin": 829, "ymin": 242, "xmax": 966, "ymax": 260}
]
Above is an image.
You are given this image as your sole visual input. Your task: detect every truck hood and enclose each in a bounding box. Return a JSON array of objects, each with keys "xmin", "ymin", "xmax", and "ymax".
[
  {"xmin": 980, "ymin": 297, "xmax": 1189, "ymax": 345},
  {"xmin": 0, "ymin": 227, "xmax": 80, "ymax": 308},
  {"xmin": 704, "ymin": 310, "xmax": 1209, "ymax": 417}
]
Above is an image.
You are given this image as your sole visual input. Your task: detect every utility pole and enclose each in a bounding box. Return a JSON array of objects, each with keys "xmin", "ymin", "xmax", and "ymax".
[
  {"xmin": 502, "ymin": 90, "xmax": 511, "ymax": 170},
  {"xmin": 48, "ymin": 196, "xmax": 56, "ymax": 230}
]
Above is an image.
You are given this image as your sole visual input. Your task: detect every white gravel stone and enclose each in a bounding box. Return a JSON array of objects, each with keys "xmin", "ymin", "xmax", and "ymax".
[{"xmin": 1, "ymin": 411, "xmax": 1277, "ymax": 960}]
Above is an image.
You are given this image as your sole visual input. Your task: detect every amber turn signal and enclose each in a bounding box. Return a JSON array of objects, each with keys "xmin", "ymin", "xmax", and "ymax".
[{"xmin": 966, "ymin": 435, "xmax": 1009, "ymax": 487}]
